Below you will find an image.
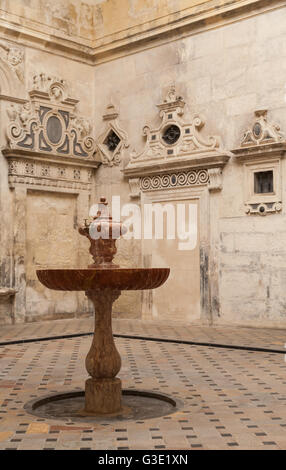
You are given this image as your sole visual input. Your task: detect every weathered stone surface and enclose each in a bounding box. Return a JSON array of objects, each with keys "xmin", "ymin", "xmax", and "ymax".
[{"xmin": 1, "ymin": 1, "xmax": 286, "ymax": 328}]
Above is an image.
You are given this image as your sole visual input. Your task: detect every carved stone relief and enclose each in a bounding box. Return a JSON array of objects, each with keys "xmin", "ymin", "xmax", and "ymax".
[
  {"xmin": 124, "ymin": 85, "xmax": 231, "ymax": 192},
  {"xmin": 6, "ymin": 74, "xmax": 96, "ymax": 160},
  {"xmin": 4, "ymin": 74, "xmax": 100, "ymax": 191},
  {"xmin": 96, "ymin": 103, "xmax": 129, "ymax": 167},
  {"xmin": 0, "ymin": 40, "xmax": 24, "ymax": 84},
  {"xmin": 232, "ymin": 110, "xmax": 286, "ymax": 216},
  {"xmin": 241, "ymin": 109, "xmax": 285, "ymax": 147},
  {"xmin": 140, "ymin": 169, "xmax": 209, "ymax": 191}
]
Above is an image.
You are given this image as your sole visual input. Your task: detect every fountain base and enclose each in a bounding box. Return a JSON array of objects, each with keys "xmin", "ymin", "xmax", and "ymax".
[
  {"xmin": 85, "ymin": 377, "xmax": 122, "ymax": 414},
  {"xmin": 24, "ymin": 389, "xmax": 183, "ymax": 422}
]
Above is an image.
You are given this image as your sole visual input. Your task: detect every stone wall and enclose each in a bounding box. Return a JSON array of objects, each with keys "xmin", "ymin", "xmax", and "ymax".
[
  {"xmin": 0, "ymin": 0, "xmax": 286, "ymax": 327},
  {"xmin": 93, "ymin": 5, "xmax": 286, "ymax": 327}
]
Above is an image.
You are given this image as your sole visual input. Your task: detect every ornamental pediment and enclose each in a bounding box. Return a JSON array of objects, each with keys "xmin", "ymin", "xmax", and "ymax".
[
  {"xmin": 124, "ymin": 85, "xmax": 231, "ymax": 177},
  {"xmin": 5, "ymin": 74, "xmax": 98, "ymax": 162},
  {"xmin": 96, "ymin": 103, "xmax": 129, "ymax": 167},
  {"xmin": 232, "ymin": 110, "xmax": 286, "ymax": 161}
]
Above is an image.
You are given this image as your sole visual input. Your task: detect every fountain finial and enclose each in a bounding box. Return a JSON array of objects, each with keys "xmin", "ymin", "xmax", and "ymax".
[{"xmin": 79, "ymin": 196, "xmax": 126, "ymax": 269}]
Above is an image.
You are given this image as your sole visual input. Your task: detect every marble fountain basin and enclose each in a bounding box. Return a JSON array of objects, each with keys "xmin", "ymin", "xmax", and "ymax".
[
  {"xmin": 35, "ymin": 266, "xmax": 170, "ymax": 417},
  {"xmin": 36, "ymin": 267, "xmax": 170, "ymax": 292}
]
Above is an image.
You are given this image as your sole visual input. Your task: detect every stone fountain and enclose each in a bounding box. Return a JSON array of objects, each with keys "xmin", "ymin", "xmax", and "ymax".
[{"xmin": 36, "ymin": 197, "xmax": 170, "ymax": 416}]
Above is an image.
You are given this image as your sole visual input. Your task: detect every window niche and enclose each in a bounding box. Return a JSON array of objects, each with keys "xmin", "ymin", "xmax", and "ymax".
[
  {"xmin": 244, "ymin": 160, "xmax": 281, "ymax": 216},
  {"xmin": 254, "ymin": 171, "xmax": 273, "ymax": 195},
  {"xmin": 232, "ymin": 110, "xmax": 286, "ymax": 216}
]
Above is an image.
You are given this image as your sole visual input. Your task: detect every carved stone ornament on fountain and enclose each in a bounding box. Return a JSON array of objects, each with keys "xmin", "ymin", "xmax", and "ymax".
[
  {"xmin": 96, "ymin": 103, "xmax": 129, "ymax": 167},
  {"xmin": 123, "ymin": 85, "xmax": 231, "ymax": 196},
  {"xmin": 232, "ymin": 110, "xmax": 286, "ymax": 216},
  {"xmin": 3, "ymin": 74, "xmax": 100, "ymax": 189}
]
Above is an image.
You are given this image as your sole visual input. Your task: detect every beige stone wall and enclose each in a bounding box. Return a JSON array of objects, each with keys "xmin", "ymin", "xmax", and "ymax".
[
  {"xmin": 93, "ymin": 5, "xmax": 286, "ymax": 327},
  {"xmin": 0, "ymin": 38, "xmax": 95, "ymax": 323},
  {"xmin": 0, "ymin": 0, "xmax": 286, "ymax": 327},
  {"xmin": 0, "ymin": 0, "xmax": 260, "ymax": 43}
]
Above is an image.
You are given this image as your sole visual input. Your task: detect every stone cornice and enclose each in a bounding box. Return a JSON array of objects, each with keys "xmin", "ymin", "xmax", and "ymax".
[
  {"xmin": 0, "ymin": 0, "xmax": 284, "ymax": 65},
  {"xmin": 123, "ymin": 153, "xmax": 230, "ymax": 178},
  {"xmin": 232, "ymin": 142, "xmax": 286, "ymax": 161},
  {"xmin": 2, "ymin": 148, "xmax": 101, "ymax": 169}
]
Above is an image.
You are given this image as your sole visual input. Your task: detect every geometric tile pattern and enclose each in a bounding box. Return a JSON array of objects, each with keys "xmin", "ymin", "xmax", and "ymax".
[
  {"xmin": 1, "ymin": 327, "xmax": 286, "ymax": 449},
  {"xmin": 1, "ymin": 317, "xmax": 286, "ymax": 353}
]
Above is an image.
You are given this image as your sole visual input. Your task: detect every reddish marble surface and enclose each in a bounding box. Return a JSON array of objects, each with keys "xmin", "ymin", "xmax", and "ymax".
[{"xmin": 36, "ymin": 268, "xmax": 170, "ymax": 291}]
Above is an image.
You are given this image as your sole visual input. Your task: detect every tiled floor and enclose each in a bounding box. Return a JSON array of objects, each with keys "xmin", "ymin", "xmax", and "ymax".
[
  {"xmin": 0, "ymin": 317, "xmax": 286, "ymax": 450},
  {"xmin": 1, "ymin": 317, "xmax": 286, "ymax": 352}
]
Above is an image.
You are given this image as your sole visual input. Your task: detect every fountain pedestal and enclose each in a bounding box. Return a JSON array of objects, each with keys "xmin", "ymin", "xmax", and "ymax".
[{"xmin": 85, "ymin": 289, "xmax": 122, "ymax": 414}]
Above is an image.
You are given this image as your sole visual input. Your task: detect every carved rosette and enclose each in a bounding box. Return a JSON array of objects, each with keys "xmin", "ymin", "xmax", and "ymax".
[{"xmin": 96, "ymin": 103, "xmax": 129, "ymax": 167}]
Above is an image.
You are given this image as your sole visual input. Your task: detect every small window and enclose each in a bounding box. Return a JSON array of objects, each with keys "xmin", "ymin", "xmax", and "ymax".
[{"xmin": 254, "ymin": 171, "xmax": 273, "ymax": 194}]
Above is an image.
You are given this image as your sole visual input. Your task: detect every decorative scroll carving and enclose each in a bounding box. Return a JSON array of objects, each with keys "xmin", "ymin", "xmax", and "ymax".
[
  {"xmin": 124, "ymin": 85, "xmax": 231, "ymax": 182},
  {"xmin": 241, "ymin": 110, "xmax": 285, "ymax": 147},
  {"xmin": 96, "ymin": 103, "xmax": 129, "ymax": 167},
  {"xmin": 140, "ymin": 169, "xmax": 209, "ymax": 192},
  {"xmin": 3, "ymin": 73, "xmax": 100, "ymax": 190},
  {"xmin": 6, "ymin": 74, "xmax": 96, "ymax": 160}
]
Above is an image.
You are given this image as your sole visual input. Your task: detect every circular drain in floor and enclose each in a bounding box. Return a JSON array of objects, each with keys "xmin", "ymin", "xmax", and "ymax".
[{"xmin": 24, "ymin": 389, "xmax": 184, "ymax": 422}]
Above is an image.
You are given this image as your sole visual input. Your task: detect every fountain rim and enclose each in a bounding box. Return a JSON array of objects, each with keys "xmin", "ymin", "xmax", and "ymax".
[
  {"xmin": 36, "ymin": 267, "xmax": 170, "ymax": 272},
  {"xmin": 36, "ymin": 267, "xmax": 170, "ymax": 291}
]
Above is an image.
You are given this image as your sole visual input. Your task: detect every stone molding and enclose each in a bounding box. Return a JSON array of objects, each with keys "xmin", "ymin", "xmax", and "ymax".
[
  {"xmin": 0, "ymin": 288, "xmax": 17, "ymax": 299},
  {"xmin": 140, "ymin": 169, "xmax": 209, "ymax": 192},
  {"xmin": 3, "ymin": 150, "xmax": 95, "ymax": 191},
  {"xmin": 96, "ymin": 103, "xmax": 129, "ymax": 167},
  {"xmin": 0, "ymin": 1, "xmax": 283, "ymax": 65}
]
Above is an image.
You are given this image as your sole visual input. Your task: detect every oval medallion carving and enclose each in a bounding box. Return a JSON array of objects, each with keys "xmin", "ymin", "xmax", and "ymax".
[{"xmin": 47, "ymin": 116, "xmax": 63, "ymax": 144}]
